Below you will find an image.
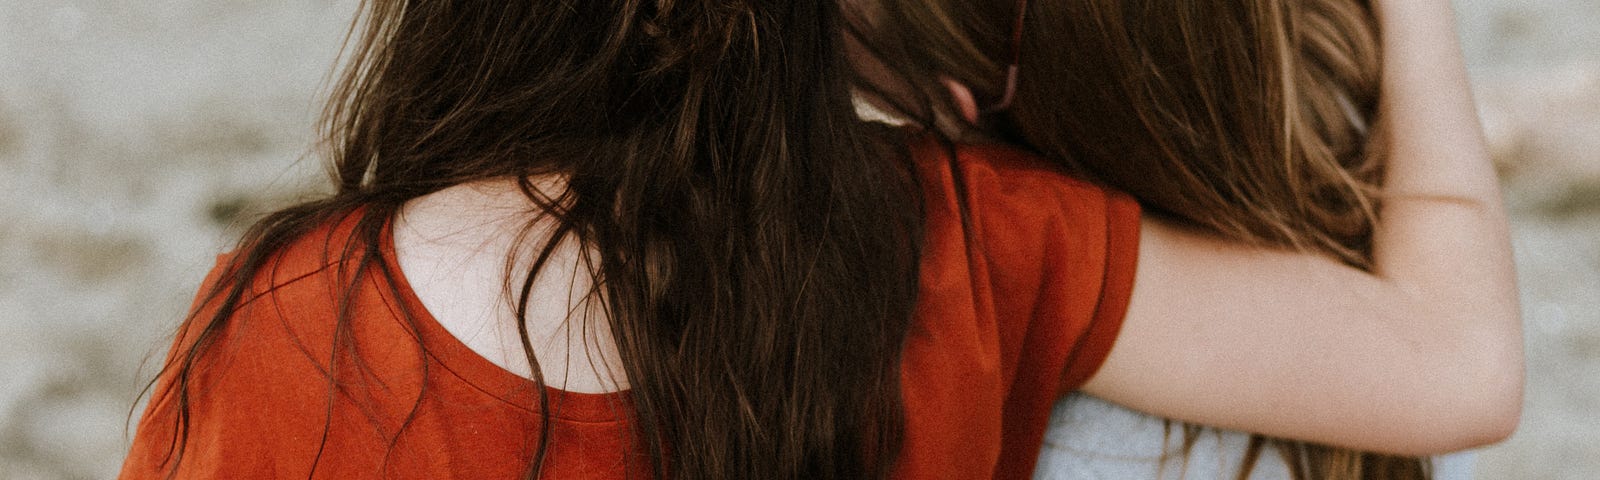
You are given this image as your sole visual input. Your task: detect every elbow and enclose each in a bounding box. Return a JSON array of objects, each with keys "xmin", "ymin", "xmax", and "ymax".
[
  {"xmin": 1320, "ymin": 355, "xmax": 1523, "ymax": 457},
  {"xmin": 1363, "ymin": 317, "xmax": 1525, "ymax": 456},
  {"xmin": 1405, "ymin": 340, "xmax": 1526, "ymax": 455},
  {"xmin": 1433, "ymin": 392, "xmax": 1521, "ymax": 455},
  {"xmin": 1450, "ymin": 314, "xmax": 1526, "ymax": 451},
  {"xmin": 1401, "ymin": 299, "xmax": 1526, "ymax": 454},
  {"xmin": 1449, "ymin": 360, "xmax": 1524, "ymax": 451},
  {"xmin": 1376, "ymin": 373, "xmax": 1522, "ymax": 457},
  {"xmin": 1472, "ymin": 399, "xmax": 1522, "ymax": 449}
]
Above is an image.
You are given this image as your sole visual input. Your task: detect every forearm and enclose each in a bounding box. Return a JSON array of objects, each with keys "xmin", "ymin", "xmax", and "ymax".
[
  {"xmin": 1370, "ymin": 0, "xmax": 1522, "ymax": 427},
  {"xmin": 1373, "ymin": 0, "xmax": 1500, "ymax": 202}
]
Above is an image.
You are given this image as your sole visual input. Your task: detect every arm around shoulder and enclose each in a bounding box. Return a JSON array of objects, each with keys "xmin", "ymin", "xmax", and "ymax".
[
  {"xmin": 1079, "ymin": 0, "xmax": 1523, "ymax": 455},
  {"xmin": 1081, "ymin": 215, "xmax": 1521, "ymax": 456}
]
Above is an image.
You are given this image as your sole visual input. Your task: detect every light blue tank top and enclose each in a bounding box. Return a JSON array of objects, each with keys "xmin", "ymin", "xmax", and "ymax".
[{"xmin": 1032, "ymin": 394, "xmax": 1476, "ymax": 479}]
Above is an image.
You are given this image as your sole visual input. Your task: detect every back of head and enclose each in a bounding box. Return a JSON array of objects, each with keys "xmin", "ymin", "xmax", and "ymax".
[
  {"xmin": 861, "ymin": 0, "xmax": 1384, "ymax": 267},
  {"xmin": 159, "ymin": 1, "xmax": 923, "ymax": 478}
]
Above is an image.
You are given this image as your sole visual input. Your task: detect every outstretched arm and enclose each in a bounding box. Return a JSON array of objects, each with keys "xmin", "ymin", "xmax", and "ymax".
[{"xmin": 1080, "ymin": 0, "xmax": 1522, "ymax": 456}]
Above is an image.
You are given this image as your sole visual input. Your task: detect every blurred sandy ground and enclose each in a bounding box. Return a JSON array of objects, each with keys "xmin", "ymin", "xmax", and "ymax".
[{"xmin": 0, "ymin": 0, "xmax": 1594, "ymax": 478}]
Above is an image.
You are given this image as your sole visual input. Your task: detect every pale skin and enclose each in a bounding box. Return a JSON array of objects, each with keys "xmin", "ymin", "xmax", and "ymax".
[
  {"xmin": 394, "ymin": 177, "xmax": 629, "ymax": 395},
  {"xmin": 394, "ymin": 0, "xmax": 1521, "ymax": 458}
]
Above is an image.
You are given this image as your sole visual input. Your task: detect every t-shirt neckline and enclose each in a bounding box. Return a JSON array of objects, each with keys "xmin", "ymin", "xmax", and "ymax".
[{"xmin": 373, "ymin": 213, "xmax": 633, "ymax": 424}]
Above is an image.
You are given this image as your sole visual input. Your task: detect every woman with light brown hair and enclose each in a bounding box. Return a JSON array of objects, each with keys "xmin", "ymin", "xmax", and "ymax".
[{"xmin": 852, "ymin": 0, "xmax": 1519, "ymax": 478}]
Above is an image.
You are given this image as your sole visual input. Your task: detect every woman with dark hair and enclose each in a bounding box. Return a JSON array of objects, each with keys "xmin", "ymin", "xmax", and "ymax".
[
  {"xmin": 119, "ymin": 0, "xmax": 1519, "ymax": 478},
  {"xmin": 123, "ymin": 1, "xmax": 1118, "ymax": 477},
  {"xmin": 854, "ymin": 0, "xmax": 1518, "ymax": 478}
]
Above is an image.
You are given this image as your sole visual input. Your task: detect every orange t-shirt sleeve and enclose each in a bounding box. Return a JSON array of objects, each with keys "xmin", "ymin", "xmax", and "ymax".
[
  {"xmin": 1059, "ymin": 188, "xmax": 1139, "ymax": 391},
  {"xmin": 120, "ymin": 253, "xmax": 235, "ymax": 478},
  {"xmin": 120, "ymin": 213, "xmax": 632, "ymax": 479},
  {"xmin": 897, "ymin": 138, "xmax": 1141, "ymax": 480},
  {"xmin": 949, "ymin": 141, "xmax": 1141, "ymax": 396}
]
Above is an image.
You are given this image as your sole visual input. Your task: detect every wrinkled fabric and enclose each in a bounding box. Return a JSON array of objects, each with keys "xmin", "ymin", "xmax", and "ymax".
[{"xmin": 120, "ymin": 139, "xmax": 1140, "ymax": 479}]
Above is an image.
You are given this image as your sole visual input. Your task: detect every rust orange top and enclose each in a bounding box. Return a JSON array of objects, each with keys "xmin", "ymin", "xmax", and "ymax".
[{"xmin": 121, "ymin": 139, "xmax": 1140, "ymax": 479}]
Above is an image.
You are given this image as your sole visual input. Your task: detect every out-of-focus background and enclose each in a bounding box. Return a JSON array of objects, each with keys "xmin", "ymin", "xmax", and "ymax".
[{"xmin": 0, "ymin": 0, "xmax": 1594, "ymax": 478}]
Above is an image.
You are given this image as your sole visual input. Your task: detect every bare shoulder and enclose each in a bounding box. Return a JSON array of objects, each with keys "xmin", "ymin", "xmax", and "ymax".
[
  {"xmin": 392, "ymin": 176, "xmax": 626, "ymax": 393},
  {"xmin": 396, "ymin": 178, "xmax": 549, "ymax": 245}
]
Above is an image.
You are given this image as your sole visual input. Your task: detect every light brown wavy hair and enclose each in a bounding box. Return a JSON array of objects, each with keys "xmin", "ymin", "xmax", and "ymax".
[{"xmin": 853, "ymin": 0, "xmax": 1429, "ymax": 477}]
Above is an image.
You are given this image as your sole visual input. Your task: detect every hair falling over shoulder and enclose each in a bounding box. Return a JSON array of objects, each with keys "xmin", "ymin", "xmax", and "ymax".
[
  {"xmin": 856, "ymin": 0, "xmax": 1430, "ymax": 478},
  {"xmin": 142, "ymin": 0, "xmax": 923, "ymax": 478}
]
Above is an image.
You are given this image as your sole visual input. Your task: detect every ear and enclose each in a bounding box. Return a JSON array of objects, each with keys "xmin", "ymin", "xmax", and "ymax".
[{"xmin": 941, "ymin": 77, "xmax": 980, "ymax": 125}]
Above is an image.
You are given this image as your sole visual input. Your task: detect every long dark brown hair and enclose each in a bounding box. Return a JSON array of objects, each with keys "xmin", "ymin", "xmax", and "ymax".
[
  {"xmin": 143, "ymin": 0, "xmax": 922, "ymax": 478},
  {"xmin": 856, "ymin": 0, "xmax": 1429, "ymax": 478}
]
